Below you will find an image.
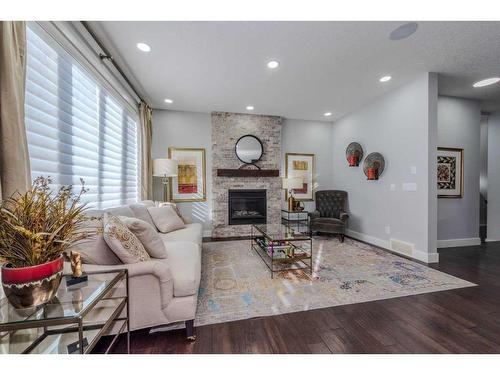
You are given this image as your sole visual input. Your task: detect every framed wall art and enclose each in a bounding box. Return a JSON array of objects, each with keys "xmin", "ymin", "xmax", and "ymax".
[
  {"xmin": 437, "ymin": 147, "xmax": 463, "ymax": 198},
  {"xmin": 168, "ymin": 147, "xmax": 206, "ymax": 202},
  {"xmin": 285, "ymin": 153, "xmax": 315, "ymax": 201}
]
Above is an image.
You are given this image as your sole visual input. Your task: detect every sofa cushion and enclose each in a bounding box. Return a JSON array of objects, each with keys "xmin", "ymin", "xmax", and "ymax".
[
  {"xmin": 162, "ymin": 241, "xmax": 201, "ymax": 297},
  {"xmin": 104, "ymin": 206, "xmax": 135, "ymax": 218},
  {"xmin": 103, "ymin": 213, "xmax": 151, "ymax": 263},
  {"xmin": 68, "ymin": 216, "xmax": 121, "ymax": 265},
  {"xmin": 159, "ymin": 223, "xmax": 203, "ymax": 247},
  {"xmin": 147, "ymin": 206, "xmax": 186, "ymax": 233},
  {"xmin": 119, "ymin": 216, "xmax": 167, "ymax": 259},
  {"xmin": 129, "ymin": 203, "xmax": 156, "ymax": 227},
  {"xmin": 158, "ymin": 202, "xmax": 192, "ymax": 224}
]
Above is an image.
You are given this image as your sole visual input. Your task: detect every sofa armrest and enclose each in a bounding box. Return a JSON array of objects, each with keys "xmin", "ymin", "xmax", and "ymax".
[
  {"xmin": 77, "ymin": 260, "xmax": 173, "ymax": 282},
  {"xmin": 340, "ymin": 212, "xmax": 349, "ymax": 222},
  {"xmin": 309, "ymin": 210, "xmax": 321, "ymax": 219}
]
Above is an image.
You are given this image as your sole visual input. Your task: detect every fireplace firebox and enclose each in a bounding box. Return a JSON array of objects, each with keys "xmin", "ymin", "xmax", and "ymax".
[{"xmin": 228, "ymin": 189, "xmax": 267, "ymax": 225}]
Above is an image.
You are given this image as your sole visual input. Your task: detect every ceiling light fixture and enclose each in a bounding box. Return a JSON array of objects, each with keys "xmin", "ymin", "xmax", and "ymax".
[
  {"xmin": 267, "ymin": 60, "xmax": 280, "ymax": 69},
  {"xmin": 379, "ymin": 75, "xmax": 392, "ymax": 82},
  {"xmin": 246, "ymin": 105, "xmax": 254, "ymax": 111},
  {"xmin": 324, "ymin": 112, "xmax": 332, "ymax": 117},
  {"xmin": 164, "ymin": 98, "xmax": 173, "ymax": 104},
  {"xmin": 389, "ymin": 22, "xmax": 418, "ymax": 41},
  {"xmin": 473, "ymin": 77, "xmax": 500, "ymax": 88},
  {"xmin": 136, "ymin": 42, "xmax": 151, "ymax": 52}
]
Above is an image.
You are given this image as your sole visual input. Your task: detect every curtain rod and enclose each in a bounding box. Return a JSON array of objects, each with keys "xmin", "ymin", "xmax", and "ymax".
[{"xmin": 81, "ymin": 21, "xmax": 145, "ymax": 104}]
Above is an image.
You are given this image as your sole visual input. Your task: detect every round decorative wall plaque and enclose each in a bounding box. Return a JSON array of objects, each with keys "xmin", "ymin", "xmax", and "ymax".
[
  {"xmin": 345, "ymin": 142, "xmax": 364, "ymax": 167},
  {"xmin": 363, "ymin": 152, "xmax": 385, "ymax": 180}
]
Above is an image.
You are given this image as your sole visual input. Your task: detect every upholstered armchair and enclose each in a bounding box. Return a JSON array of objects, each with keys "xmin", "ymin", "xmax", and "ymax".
[{"xmin": 309, "ymin": 190, "xmax": 349, "ymax": 242}]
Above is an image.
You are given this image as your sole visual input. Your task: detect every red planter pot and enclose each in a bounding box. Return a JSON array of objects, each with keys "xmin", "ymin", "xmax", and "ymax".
[
  {"xmin": 1, "ymin": 255, "xmax": 64, "ymax": 309},
  {"xmin": 367, "ymin": 167, "xmax": 379, "ymax": 180},
  {"xmin": 348, "ymin": 154, "xmax": 359, "ymax": 167}
]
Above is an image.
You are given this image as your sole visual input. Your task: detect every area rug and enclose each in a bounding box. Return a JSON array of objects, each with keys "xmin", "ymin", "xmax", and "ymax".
[{"xmin": 195, "ymin": 237, "xmax": 475, "ymax": 326}]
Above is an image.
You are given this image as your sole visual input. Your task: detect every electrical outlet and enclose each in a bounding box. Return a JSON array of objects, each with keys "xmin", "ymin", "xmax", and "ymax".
[
  {"xmin": 385, "ymin": 226, "xmax": 391, "ymax": 235},
  {"xmin": 410, "ymin": 166, "xmax": 417, "ymax": 175}
]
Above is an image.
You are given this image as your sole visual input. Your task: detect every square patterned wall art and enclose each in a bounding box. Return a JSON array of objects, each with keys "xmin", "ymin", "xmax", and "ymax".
[
  {"xmin": 169, "ymin": 147, "xmax": 206, "ymax": 202},
  {"xmin": 285, "ymin": 153, "xmax": 315, "ymax": 201},
  {"xmin": 437, "ymin": 147, "xmax": 463, "ymax": 198}
]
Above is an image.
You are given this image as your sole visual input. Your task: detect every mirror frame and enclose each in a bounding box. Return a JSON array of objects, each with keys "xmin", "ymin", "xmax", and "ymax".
[{"xmin": 234, "ymin": 134, "xmax": 264, "ymax": 165}]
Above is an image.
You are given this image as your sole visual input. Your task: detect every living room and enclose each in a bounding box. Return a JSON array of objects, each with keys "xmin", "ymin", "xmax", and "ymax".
[{"xmin": 2, "ymin": 0, "xmax": 500, "ymax": 371}]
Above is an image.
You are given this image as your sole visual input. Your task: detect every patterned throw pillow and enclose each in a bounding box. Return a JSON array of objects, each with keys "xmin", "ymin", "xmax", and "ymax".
[{"xmin": 103, "ymin": 213, "xmax": 151, "ymax": 263}]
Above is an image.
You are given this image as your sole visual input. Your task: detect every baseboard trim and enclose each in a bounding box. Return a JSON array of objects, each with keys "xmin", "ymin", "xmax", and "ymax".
[
  {"xmin": 437, "ymin": 238, "xmax": 481, "ymax": 248},
  {"xmin": 485, "ymin": 238, "xmax": 500, "ymax": 243},
  {"xmin": 345, "ymin": 229, "xmax": 439, "ymax": 264},
  {"xmin": 203, "ymin": 230, "xmax": 212, "ymax": 238}
]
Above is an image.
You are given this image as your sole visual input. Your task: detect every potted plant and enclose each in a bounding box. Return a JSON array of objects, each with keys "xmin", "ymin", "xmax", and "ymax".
[{"xmin": 0, "ymin": 177, "xmax": 90, "ymax": 309}]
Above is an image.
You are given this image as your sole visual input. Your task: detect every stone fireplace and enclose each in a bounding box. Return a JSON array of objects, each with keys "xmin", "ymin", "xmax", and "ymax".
[
  {"xmin": 228, "ymin": 189, "xmax": 267, "ymax": 225},
  {"xmin": 211, "ymin": 112, "xmax": 282, "ymax": 238}
]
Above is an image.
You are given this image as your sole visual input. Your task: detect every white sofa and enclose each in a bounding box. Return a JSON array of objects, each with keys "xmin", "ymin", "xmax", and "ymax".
[{"xmin": 70, "ymin": 201, "xmax": 202, "ymax": 339}]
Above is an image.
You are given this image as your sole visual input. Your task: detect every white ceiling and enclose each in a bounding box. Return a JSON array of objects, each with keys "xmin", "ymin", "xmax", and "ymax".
[{"xmin": 89, "ymin": 21, "xmax": 500, "ymax": 121}]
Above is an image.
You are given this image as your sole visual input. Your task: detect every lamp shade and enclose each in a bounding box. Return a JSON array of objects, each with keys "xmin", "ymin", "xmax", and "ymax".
[
  {"xmin": 153, "ymin": 158, "xmax": 178, "ymax": 177},
  {"xmin": 282, "ymin": 177, "xmax": 302, "ymax": 190}
]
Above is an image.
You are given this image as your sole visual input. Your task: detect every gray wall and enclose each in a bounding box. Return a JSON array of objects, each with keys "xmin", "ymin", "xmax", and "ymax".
[
  {"xmin": 152, "ymin": 110, "xmax": 213, "ymax": 235},
  {"xmin": 487, "ymin": 113, "xmax": 500, "ymax": 241},
  {"xmin": 437, "ymin": 96, "xmax": 481, "ymax": 245},
  {"xmin": 330, "ymin": 73, "xmax": 438, "ymax": 262},
  {"xmin": 281, "ymin": 119, "xmax": 334, "ymax": 212},
  {"xmin": 480, "ymin": 115, "xmax": 488, "ymax": 227}
]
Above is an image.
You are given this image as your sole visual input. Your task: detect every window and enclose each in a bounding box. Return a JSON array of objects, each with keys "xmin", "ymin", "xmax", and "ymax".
[{"xmin": 25, "ymin": 24, "xmax": 139, "ymax": 209}]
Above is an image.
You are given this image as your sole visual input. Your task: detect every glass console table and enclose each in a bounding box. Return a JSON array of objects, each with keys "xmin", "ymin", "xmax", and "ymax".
[{"xmin": 0, "ymin": 269, "xmax": 129, "ymax": 354}]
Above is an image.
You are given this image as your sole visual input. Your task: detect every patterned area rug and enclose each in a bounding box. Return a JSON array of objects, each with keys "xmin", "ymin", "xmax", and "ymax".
[{"xmin": 195, "ymin": 237, "xmax": 475, "ymax": 326}]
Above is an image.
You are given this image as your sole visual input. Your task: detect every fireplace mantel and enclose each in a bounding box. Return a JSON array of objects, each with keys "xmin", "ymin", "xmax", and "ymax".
[{"xmin": 216, "ymin": 169, "xmax": 279, "ymax": 177}]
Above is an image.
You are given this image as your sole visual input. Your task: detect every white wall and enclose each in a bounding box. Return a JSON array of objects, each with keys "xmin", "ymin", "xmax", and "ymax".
[
  {"xmin": 436, "ymin": 96, "xmax": 481, "ymax": 247},
  {"xmin": 330, "ymin": 73, "xmax": 438, "ymax": 263},
  {"xmin": 487, "ymin": 112, "xmax": 500, "ymax": 241},
  {"xmin": 152, "ymin": 110, "xmax": 213, "ymax": 235},
  {"xmin": 281, "ymin": 119, "xmax": 334, "ymax": 211}
]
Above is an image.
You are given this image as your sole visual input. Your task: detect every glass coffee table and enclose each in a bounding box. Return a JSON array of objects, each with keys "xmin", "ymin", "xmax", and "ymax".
[
  {"xmin": 0, "ymin": 269, "xmax": 129, "ymax": 354},
  {"xmin": 251, "ymin": 224, "xmax": 313, "ymax": 278}
]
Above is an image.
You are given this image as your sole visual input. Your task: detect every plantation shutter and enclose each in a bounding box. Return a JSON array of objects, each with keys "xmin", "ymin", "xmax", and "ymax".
[{"xmin": 25, "ymin": 24, "xmax": 139, "ymax": 209}]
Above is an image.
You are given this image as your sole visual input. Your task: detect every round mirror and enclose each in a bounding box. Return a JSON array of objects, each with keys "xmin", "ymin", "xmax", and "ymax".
[{"xmin": 235, "ymin": 135, "xmax": 263, "ymax": 164}]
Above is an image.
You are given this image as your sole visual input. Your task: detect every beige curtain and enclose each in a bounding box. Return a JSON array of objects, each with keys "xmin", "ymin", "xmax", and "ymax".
[
  {"xmin": 139, "ymin": 101, "xmax": 153, "ymax": 200},
  {"xmin": 0, "ymin": 21, "xmax": 31, "ymax": 201}
]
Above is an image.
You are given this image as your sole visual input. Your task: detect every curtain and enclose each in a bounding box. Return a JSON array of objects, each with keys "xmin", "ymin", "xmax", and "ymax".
[
  {"xmin": 139, "ymin": 101, "xmax": 153, "ymax": 200},
  {"xmin": 0, "ymin": 21, "xmax": 31, "ymax": 201}
]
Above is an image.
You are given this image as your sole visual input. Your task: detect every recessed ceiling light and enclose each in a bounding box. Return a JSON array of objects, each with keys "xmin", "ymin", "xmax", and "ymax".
[
  {"xmin": 473, "ymin": 77, "xmax": 500, "ymax": 88},
  {"xmin": 136, "ymin": 42, "xmax": 151, "ymax": 52},
  {"xmin": 164, "ymin": 98, "xmax": 173, "ymax": 104},
  {"xmin": 379, "ymin": 75, "xmax": 392, "ymax": 82},
  {"xmin": 324, "ymin": 112, "xmax": 332, "ymax": 117},
  {"xmin": 246, "ymin": 105, "xmax": 254, "ymax": 111},
  {"xmin": 267, "ymin": 60, "xmax": 280, "ymax": 69},
  {"xmin": 389, "ymin": 22, "xmax": 418, "ymax": 41}
]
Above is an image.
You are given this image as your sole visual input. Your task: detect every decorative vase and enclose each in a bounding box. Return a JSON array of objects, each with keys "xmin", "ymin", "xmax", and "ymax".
[
  {"xmin": 348, "ymin": 154, "xmax": 359, "ymax": 167},
  {"xmin": 367, "ymin": 167, "xmax": 378, "ymax": 180},
  {"xmin": 1, "ymin": 255, "xmax": 64, "ymax": 309}
]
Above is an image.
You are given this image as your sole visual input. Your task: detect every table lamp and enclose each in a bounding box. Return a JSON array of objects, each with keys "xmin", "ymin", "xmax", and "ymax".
[
  {"xmin": 153, "ymin": 158, "xmax": 178, "ymax": 202},
  {"xmin": 282, "ymin": 177, "xmax": 303, "ymax": 211}
]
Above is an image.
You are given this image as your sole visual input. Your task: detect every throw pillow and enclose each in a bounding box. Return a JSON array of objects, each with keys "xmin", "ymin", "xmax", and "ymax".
[
  {"xmin": 103, "ymin": 213, "xmax": 151, "ymax": 263},
  {"xmin": 158, "ymin": 202, "xmax": 192, "ymax": 224},
  {"xmin": 147, "ymin": 205, "xmax": 186, "ymax": 233},
  {"xmin": 118, "ymin": 216, "xmax": 167, "ymax": 259},
  {"xmin": 129, "ymin": 203, "xmax": 156, "ymax": 227},
  {"xmin": 68, "ymin": 215, "xmax": 121, "ymax": 265}
]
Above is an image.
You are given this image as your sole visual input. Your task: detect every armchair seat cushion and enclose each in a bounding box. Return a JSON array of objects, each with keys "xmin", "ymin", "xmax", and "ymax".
[{"xmin": 312, "ymin": 217, "xmax": 344, "ymax": 225}]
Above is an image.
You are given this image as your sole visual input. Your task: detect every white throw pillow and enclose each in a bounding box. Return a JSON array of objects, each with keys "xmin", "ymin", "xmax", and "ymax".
[
  {"xmin": 118, "ymin": 216, "xmax": 167, "ymax": 259},
  {"xmin": 147, "ymin": 206, "xmax": 186, "ymax": 233},
  {"xmin": 103, "ymin": 213, "xmax": 151, "ymax": 263},
  {"xmin": 158, "ymin": 202, "xmax": 192, "ymax": 224}
]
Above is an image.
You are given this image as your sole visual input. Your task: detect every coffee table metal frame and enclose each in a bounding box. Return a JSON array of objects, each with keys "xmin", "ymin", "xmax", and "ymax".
[
  {"xmin": 251, "ymin": 224, "xmax": 313, "ymax": 279},
  {"xmin": 0, "ymin": 269, "xmax": 129, "ymax": 354}
]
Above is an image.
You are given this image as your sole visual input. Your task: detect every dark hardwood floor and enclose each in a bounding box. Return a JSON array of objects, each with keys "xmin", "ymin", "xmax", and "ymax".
[{"xmin": 95, "ymin": 241, "xmax": 500, "ymax": 354}]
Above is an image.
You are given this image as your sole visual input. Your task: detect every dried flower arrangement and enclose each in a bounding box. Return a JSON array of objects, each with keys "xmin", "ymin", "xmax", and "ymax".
[{"xmin": 0, "ymin": 177, "xmax": 91, "ymax": 268}]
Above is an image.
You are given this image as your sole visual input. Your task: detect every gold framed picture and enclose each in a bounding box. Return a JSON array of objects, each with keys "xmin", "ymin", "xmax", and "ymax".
[
  {"xmin": 285, "ymin": 153, "xmax": 315, "ymax": 201},
  {"xmin": 168, "ymin": 147, "xmax": 206, "ymax": 202},
  {"xmin": 437, "ymin": 147, "xmax": 463, "ymax": 198}
]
